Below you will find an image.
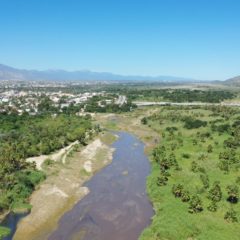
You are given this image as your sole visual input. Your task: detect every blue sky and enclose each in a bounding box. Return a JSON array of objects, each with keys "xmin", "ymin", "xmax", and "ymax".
[{"xmin": 0, "ymin": 0, "xmax": 240, "ymax": 80}]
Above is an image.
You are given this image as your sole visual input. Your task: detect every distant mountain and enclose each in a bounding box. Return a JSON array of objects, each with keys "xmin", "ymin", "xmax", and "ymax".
[
  {"xmin": 0, "ymin": 64, "xmax": 197, "ymax": 82},
  {"xmin": 224, "ymin": 76, "xmax": 240, "ymax": 86}
]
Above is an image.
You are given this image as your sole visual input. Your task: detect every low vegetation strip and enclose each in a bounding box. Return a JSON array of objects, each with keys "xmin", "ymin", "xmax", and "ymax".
[{"xmin": 140, "ymin": 106, "xmax": 240, "ymax": 240}]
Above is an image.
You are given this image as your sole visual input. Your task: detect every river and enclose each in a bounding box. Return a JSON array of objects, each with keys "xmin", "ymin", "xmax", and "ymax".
[{"xmin": 2, "ymin": 132, "xmax": 154, "ymax": 240}]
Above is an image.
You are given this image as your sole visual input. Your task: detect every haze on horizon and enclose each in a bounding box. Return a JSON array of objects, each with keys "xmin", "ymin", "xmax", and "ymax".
[{"xmin": 1, "ymin": 0, "xmax": 240, "ymax": 81}]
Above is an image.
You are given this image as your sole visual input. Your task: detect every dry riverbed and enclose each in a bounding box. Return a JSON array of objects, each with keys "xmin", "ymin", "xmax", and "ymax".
[{"xmin": 13, "ymin": 134, "xmax": 115, "ymax": 240}]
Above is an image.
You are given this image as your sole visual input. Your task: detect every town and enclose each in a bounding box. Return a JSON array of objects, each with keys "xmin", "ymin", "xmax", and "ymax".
[{"xmin": 0, "ymin": 87, "xmax": 128, "ymax": 115}]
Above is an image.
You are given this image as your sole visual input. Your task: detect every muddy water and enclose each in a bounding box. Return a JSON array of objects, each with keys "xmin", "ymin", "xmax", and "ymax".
[{"xmin": 49, "ymin": 132, "xmax": 154, "ymax": 240}]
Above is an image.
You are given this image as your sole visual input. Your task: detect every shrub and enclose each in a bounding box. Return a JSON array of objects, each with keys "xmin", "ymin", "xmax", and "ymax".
[
  {"xmin": 208, "ymin": 182, "xmax": 222, "ymax": 202},
  {"xmin": 189, "ymin": 195, "xmax": 203, "ymax": 213},
  {"xmin": 141, "ymin": 117, "xmax": 148, "ymax": 125},
  {"xmin": 183, "ymin": 117, "xmax": 207, "ymax": 129},
  {"xmin": 224, "ymin": 209, "xmax": 238, "ymax": 222},
  {"xmin": 172, "ymin": 184, "xmax": 184, "ymax": 198},
  {"xmin": 191, "ymin": 161, "xmax": 198, "ymax": 173},
  {"xmin": 200, "ymin": 174, "xmax": 209, "ymax": 189},
  {"xmin": 181, "ymin": 190, "xmax": 190, "ymax": 202},
  {"xmin": 226, "ymin": 185, "xmax": 239, "ymax": 204},
  {"xmin": 207, "ymin": 201, "xmax": 218, "ymax": 212},
  {"xmin": 157, "ymin": 176, "xmax": 168, "ymax": 186},
  {"xmin": 182, "ymin": 153, "xmax": 190, "ymax": 159},
  {"xmin": 207, "ymin": 144, "xmax": 213, "ymax": 153}
]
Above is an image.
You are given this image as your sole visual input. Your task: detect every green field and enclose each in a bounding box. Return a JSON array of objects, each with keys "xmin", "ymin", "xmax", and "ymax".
[{"xmin": 140, "ymin": 106, "xmax": 240, "ymax": 240}]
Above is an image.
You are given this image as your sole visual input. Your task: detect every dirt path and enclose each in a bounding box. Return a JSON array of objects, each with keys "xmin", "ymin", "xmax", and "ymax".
[
  {"xmin": 26, "ymin": 141, "xmax": 79, "ymax": 170},
  {"xmin": 14, "ymin": 137, "xmax": 114, "ymax": 240}
]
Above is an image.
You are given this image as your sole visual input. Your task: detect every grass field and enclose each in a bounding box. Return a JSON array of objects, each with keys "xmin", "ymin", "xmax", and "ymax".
[{"xmin": 140, "ymin": 106, "xmax": 240, "ymax": 240}]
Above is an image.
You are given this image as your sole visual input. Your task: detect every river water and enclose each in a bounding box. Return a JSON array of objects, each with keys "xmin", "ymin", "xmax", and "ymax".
[
  {"xmin": 1, "ymin": 212, "xmax": 28, "ymax": 240},
  {"xmin": 49, "ymin": 132, "xmax": 154, "ymax": 240},
  {"xmin": 1, "ymin": 132, "xmax": 153, "ymax": 240}
]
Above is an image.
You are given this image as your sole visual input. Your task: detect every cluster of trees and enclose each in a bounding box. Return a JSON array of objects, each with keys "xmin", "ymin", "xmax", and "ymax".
[
  {"xmin": 182, "ymin": 116, "xmax": 207, "ymax": 129},
  {"xmin": 153, "ymin": 144, "xmax": 181, "ymax": 187},
  {"xmin": 84, "ymin": 96, "xmax": 137, "ymax": 113},
  {"xmin": 0, "ymin": 113, "xmax": 93, "ymax": 213}
]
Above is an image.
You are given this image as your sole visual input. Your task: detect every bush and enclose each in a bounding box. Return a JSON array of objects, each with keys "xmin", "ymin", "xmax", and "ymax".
[
  {"xmin": 208, "ymin": 182, "xmax": 222, "ymax": 202},
  {"xmin": 157, "ymin": 176, "xmax": 168, "ymax": 186},
  {"xmin": 226, "ymin": 185, "xmax": 239, "ymax": 204},
  {"xmin": 181, "ymin": 190, "xmax": 190, "ymax": 202},
  {"xmin": 188, "ymin": 195, "xmax": 203, "ymax": 213},
  {"xmin": 183, "ymin": 117, "xmax": 207, "ymax": 129},
  {"xmin": 224, "ymin": 209, "xmax": 238, "ymax": 222},
  {"xmin": 182, "ymin": 153, "xmax": 190, "ymax": 159},
  {"xmin": 200, "ymin": 174, "xmax": 210, "ymax": 189},
  {"xmin": 172, "ymin": 184, "xmax": 184, "ymax": 198},
  {"xmin": 141, "ymin": 117, "xmax": 148, "ymax": 125},
  {"xmin": 191, "ymin": 161, "xmax": 198, "ymax": 172},
  {"xmin": 207, "ymin": 201, "xmax": 218, "ymax": 212}
]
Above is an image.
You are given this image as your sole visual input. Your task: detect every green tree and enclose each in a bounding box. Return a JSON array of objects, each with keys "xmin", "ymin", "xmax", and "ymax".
[
  {"xmin": 208, "ymin": 182, "xmax": 222, "ymax": 202},
  {"xmin": 141, "ymin": 117, "xmax": 148, "ymax": 125},
  {"xmin": 172, "ymin": 184, "xmax": 184, "ymax": 198},
  {"xmin": 226, "ymin": 185, "xmax": 239, "ymax": 204},
  {"xmin": 207, "ymin": 144, "xmax": 213, "ymax": 153},
  {"xmin": 207, "ymin": 201, "xmax": 218, "ymax": 212},
  {"xmin": 200, "ymin": 174, "xmax": 209, "ymax": 189},
  {"xmin": 191, "ymin": 161, "xmax": 198, "ymax": 173},
  {"xmin": 157, "ymin": 176, "xmax": 168, "ymax": 186},
  {"xmin": 181, "ymin": 190, "xmax": 190, "ymax": 202},
  {"xmin": 224, "ymin": 208, "xmax": 238, "ymax": 222},
  {"xmin": 188, "ymin": 195, "xmax": 203, "ymax": 213}
]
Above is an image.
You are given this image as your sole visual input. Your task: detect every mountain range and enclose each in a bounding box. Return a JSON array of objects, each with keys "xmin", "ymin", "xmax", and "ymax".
[
  {"xmin": 0, "ymin": 64, "xmax": 239, "ymax": 84},
  {"xmin": 0, "ymin": 64, "xmax": 197, "ymax": 82}
]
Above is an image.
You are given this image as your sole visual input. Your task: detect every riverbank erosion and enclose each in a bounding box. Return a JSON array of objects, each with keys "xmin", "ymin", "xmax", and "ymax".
[{"xmin": 13, "ymin": 136, "xmax": 115, "ymax": 240}]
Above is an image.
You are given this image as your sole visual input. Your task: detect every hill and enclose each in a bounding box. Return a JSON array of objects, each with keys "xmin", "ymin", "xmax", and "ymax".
[{"xmin": 224, "ymin": 76, "xmax": 240, "ymax": 86}]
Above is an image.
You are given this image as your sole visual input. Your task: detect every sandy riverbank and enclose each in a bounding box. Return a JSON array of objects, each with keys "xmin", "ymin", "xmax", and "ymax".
[{"xmin": 13, "ymin": 136, "xmax": 115, "ymax": 240}]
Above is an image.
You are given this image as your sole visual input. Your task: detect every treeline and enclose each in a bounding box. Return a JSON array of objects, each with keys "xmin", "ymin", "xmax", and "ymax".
[
  {"xmin": 123, "ymin": 89, "xmax": 235, "ymax": 103},
  {"xmin": 0, "ymin": 113, "xmax": 93, "ymax": 213}
]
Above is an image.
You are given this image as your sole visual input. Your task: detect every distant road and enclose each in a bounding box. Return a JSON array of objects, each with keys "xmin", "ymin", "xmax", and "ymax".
[{"xmin": 133, "ymin": 101, "xmax": 240, "ymax": 107}]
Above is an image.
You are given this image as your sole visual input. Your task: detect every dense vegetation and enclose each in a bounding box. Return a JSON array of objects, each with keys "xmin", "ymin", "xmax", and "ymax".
[
  {"xmin": 140, "ymin": 106, "xmax": 240, "ymax": 240},
  {"xmin": 0, "ymin": 113, "xmax": 93, "ymax": 215},
  {"xmin": 123, "ymin": 89, "xmax": 236, "ymax": 103}
]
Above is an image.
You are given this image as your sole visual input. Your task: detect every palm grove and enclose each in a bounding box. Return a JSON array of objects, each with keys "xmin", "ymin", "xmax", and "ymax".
[{"xmin": 0, "ymin": 112, "xmax": 94, "ymax": 214}]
